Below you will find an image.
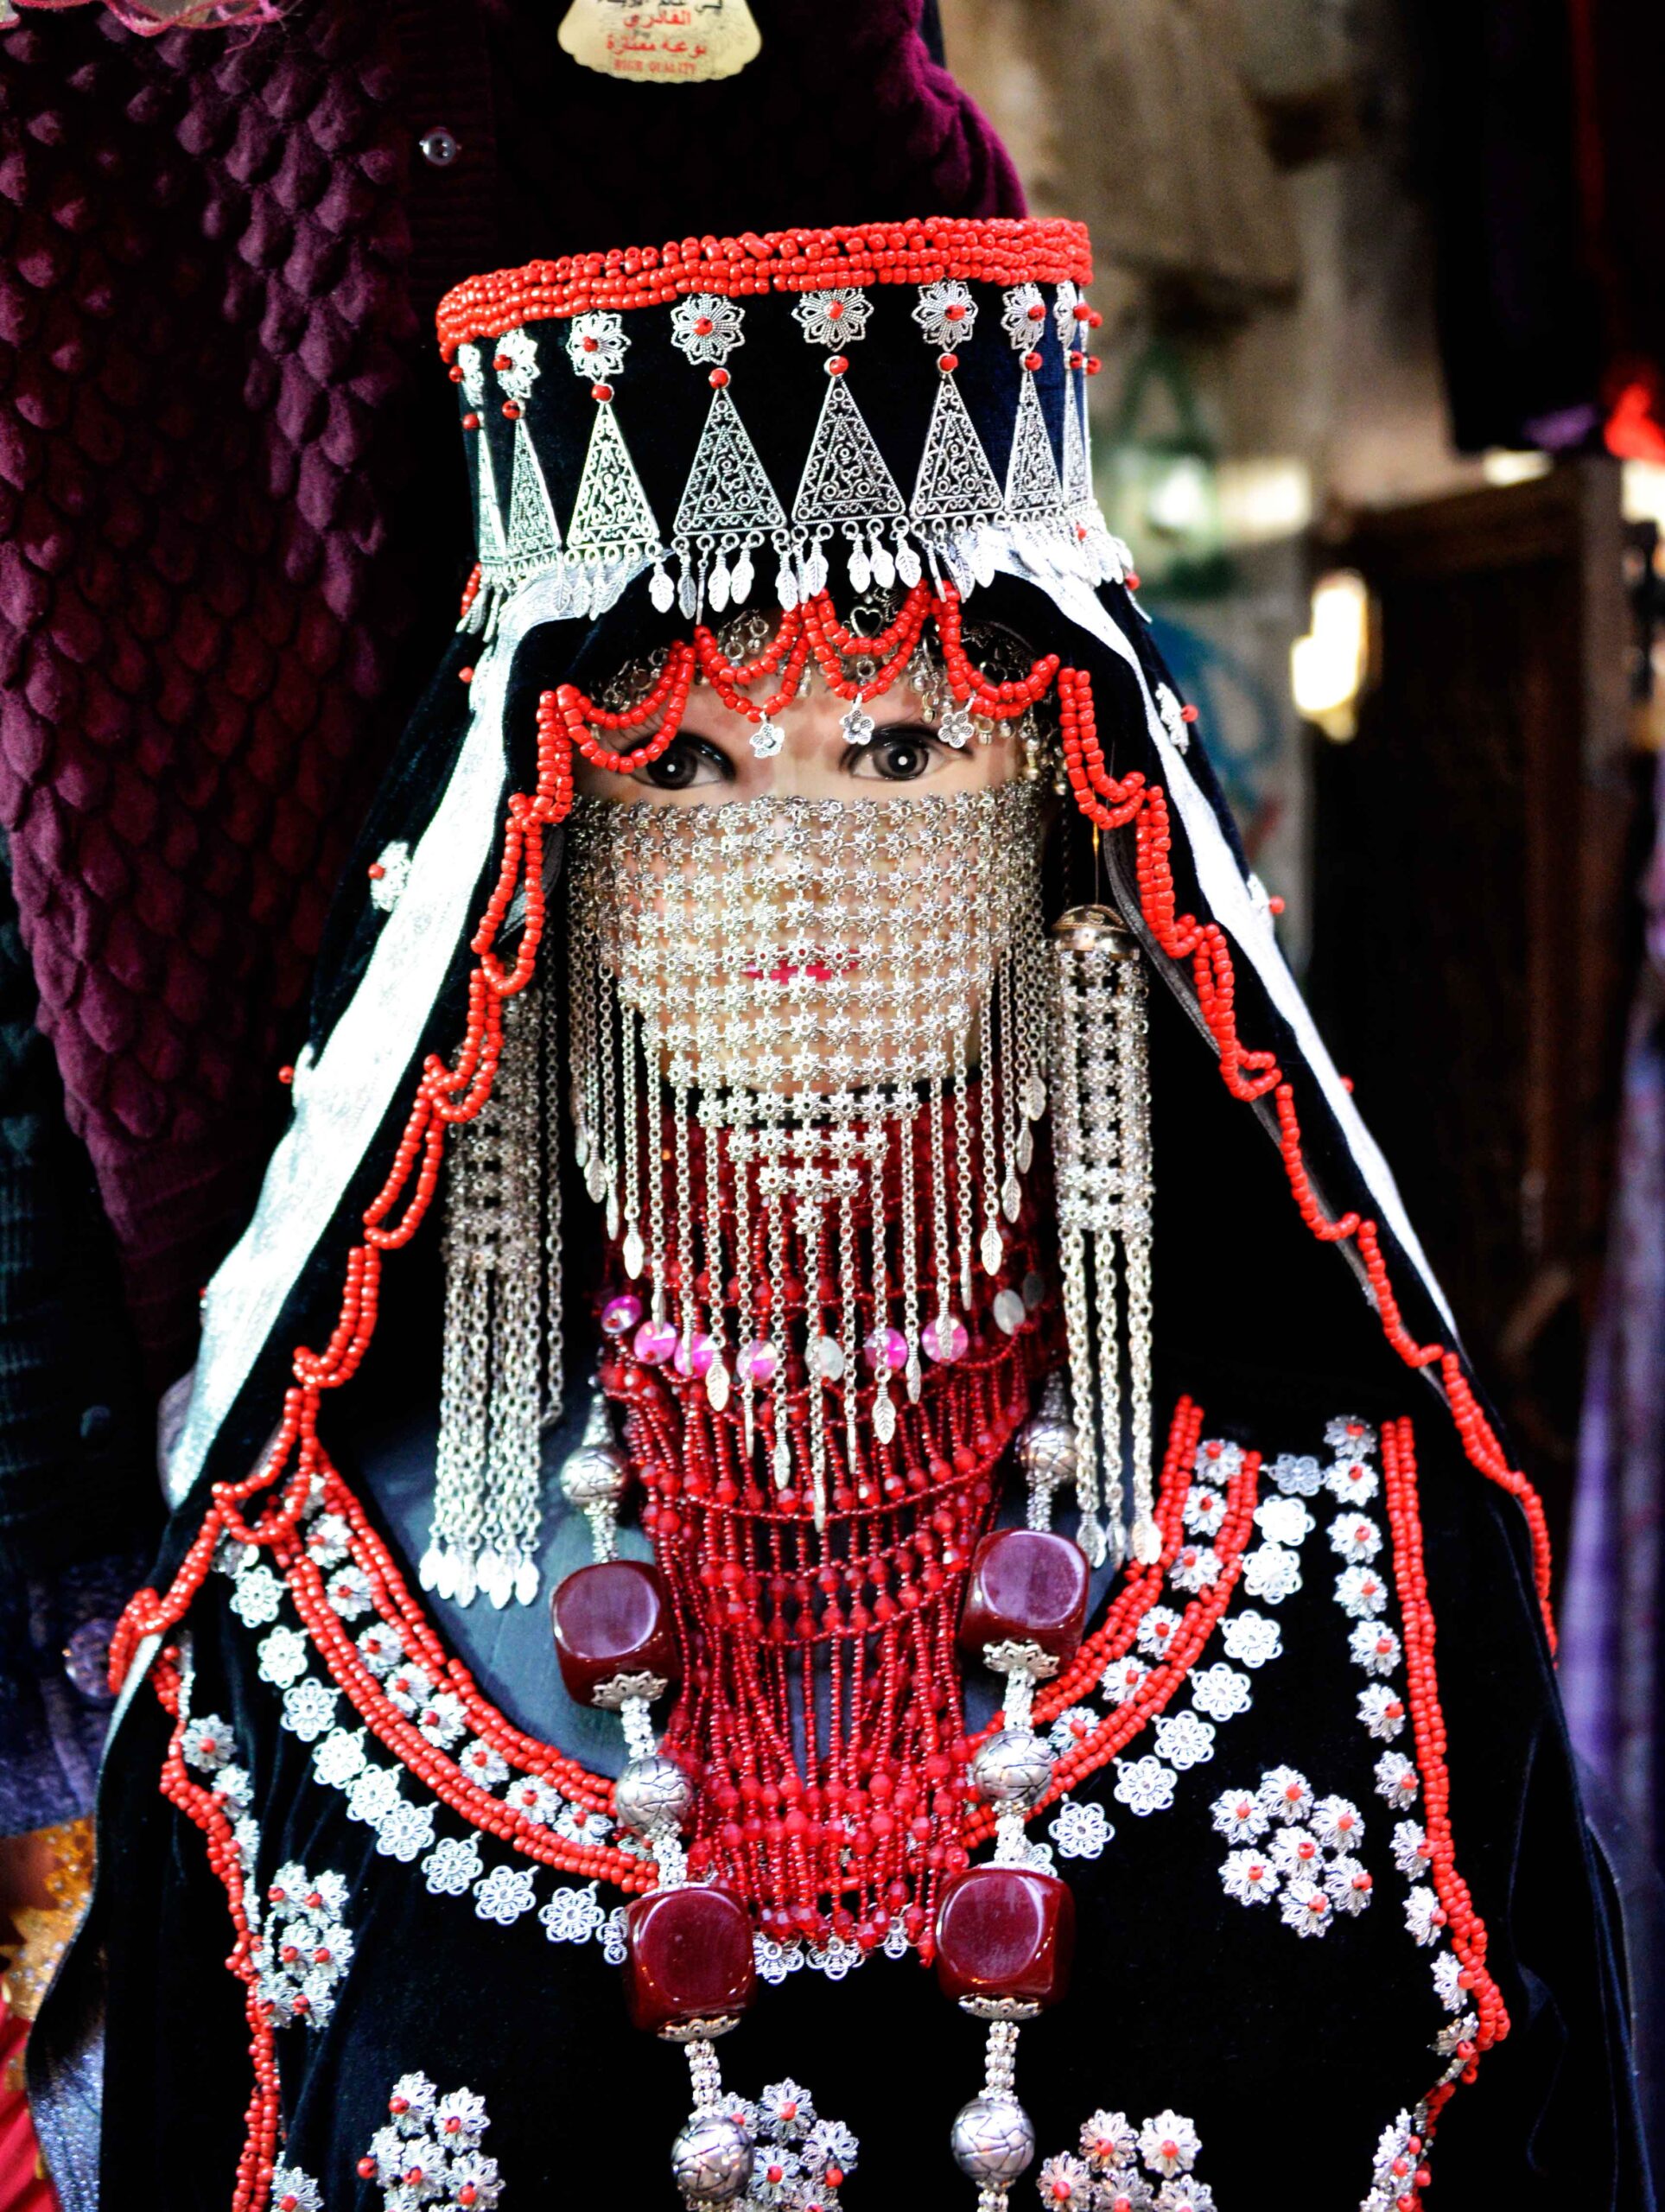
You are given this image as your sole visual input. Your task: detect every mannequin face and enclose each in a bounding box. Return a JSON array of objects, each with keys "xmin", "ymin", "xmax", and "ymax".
[{"xmin": 572, "ymin": 665, "xmax": 1023, "ymax": 805}]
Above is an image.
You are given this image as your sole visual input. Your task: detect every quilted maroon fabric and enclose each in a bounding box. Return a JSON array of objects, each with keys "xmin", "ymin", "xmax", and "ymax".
[
  {"xmin": 0, "ymin": 0, "xmax": 1020, "ymax": 1389},
  {"xmin": 0, "ymin": 6, "xmax": 425, "ymax": 1379}
]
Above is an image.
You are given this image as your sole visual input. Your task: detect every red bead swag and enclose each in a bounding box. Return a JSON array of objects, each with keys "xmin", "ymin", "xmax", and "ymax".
[{"xmin": 111, "ymin": 577, "xmax": 1535, "ymax": 2212}]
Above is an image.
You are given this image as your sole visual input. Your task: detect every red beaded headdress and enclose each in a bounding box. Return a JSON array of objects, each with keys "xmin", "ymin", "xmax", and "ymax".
[{"xmin": 435, "ymin": 218, "xmax": 1122, "ymax": 636}]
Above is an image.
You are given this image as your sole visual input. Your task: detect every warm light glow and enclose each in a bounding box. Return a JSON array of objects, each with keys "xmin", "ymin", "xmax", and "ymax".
[
  {"xmin": 1145, "ymin": 454, "xmax": 1214, "ymax": 537},
  {"xmin": 1481, "ymin": 448, "xmax": 1552, "ymax": 486},
  {"xmin": 1217, "ymin": 457, "xmax": 1313, "ymax": 546},
  {"xmin": 1291, "ymin": 570, "xmax": 1369, "ymax": 741},
  {"xmin": 1624, "ymin": 460, "xmax": 1665, "ymax": 531}
]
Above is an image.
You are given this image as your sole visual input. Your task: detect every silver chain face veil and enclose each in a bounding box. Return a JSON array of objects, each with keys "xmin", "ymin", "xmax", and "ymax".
[{"xmin": 566, "ymin": 781, "xmax": 1051, "ymax": 1522}]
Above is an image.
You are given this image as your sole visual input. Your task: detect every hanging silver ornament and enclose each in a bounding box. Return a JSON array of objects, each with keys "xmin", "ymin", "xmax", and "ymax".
[
  {"xmin": 670, "ymin": 2113, "xmax": 753, "ymax": 2204},
  {"xmin": 969, "ymin": 1728, "xmax": 1056, "ymax": 1808},
  {"xmin": 614, "ymin": 1753, "xmax": 696, "ymax": 1836},
  {"xmin": 950, "ymin": 2095, "xmax": 1036, "ymax": 2186},
  {"xmin": 1050, "ymin": 905, "xmax": 1156, "ymax": 1569}
]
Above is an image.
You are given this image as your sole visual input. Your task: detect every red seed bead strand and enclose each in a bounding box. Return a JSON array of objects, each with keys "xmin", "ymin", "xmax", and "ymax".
[
  {"xmin": 805, "ymin": 583, "xmax": 934, "ymax": 668},
  {"xmin": 550, "ymin": 640, "xmax": 698, "ymax": 774},
  {"xmin": 801, "ymin": 588, "xmax": 932, "ymax": 705},
  {"xmin": 695, "ymin": 612, "xmax": 813, "ymax": 726},
  {"xmin": 1382, "ymin": 1415, "xmax": 1510, "ymax": 2156},
  {"xmin": 932, "ymin": 585, "xmax": 1060, "ymax": 721},
  {"xmin": 1058, "ymin": 656, "xmax": 1555, "ymax": 1634},
  {"xmin": 435, "ymin": 218, "xmax": 1096, "ymax": 353},
  {"xmin": 152, "ymin": 1648, "xmax": 283, "ymax": 2212},
  {"xmin": 336, "ymin": 1541, "xmax": 614, "ymax": 1830},
  {"xmin": 302, "ymin": 1465, "xmax": 624, "ymax": 1824},
  {"xmin": 1275, "ymin": 1084, "xmax": 1360, "ymax": 1244},
  {"xmin": 1355, "ymin": 1219, "xmax": 1442, "ymax": 1364},
  {"xmin": 1026, "ymin": 1445, "xmax": 1261, "ymax": 1815},
  {"xmin": 1438, "ymin": 1356, "xmax": 1554, "ymax": 1624},
  {"xmin": 1058, "ymin": 664, "xmax": 1145, "ymax": 832},
  {"xmin": 458, "ymin": 563, "xmax": 482, "ymax": 622},
  {"xmin": 275, "ymin": 1520, "xmax": 649, "ymax": 1890}
]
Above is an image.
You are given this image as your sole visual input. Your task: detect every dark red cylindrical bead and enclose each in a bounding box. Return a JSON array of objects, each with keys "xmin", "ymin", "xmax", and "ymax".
[
  {"xmin": 958, "ymin": 1529, "xmax": 1090, "ymax": 1667},
  {"xmin": 624, "ymin": 1884, "xmax": 757, "ymax": 2034},
  {"xmin": 934, "ymin": 1863, "xmax": 1075, "ymax": 2010},
  {"xmin": 550, "ymin": 1560, "xmax": 679, "ymax": 1705}
]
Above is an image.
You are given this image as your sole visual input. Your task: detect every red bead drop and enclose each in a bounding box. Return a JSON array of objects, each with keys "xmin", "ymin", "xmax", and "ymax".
[
  {"xmin": 934, "ymin": 1863, "xmax": 1075, "ymax": 2008},
  {"xmin": 550, "ymin": 1560, "xmax": 679, "ymax": 1705},
  {"xmin": 624, "ymin": 1884, "xmax": 756, "ymax": 2034},
  {"xmin": 959, "ymin": 1529, "xmax": 1090, "ymax": 1666}
]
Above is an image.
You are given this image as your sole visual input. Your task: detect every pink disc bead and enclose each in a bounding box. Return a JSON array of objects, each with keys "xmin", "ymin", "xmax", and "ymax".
[
  {"xmin": 958, "ymin": 1528, "xmax": 1090, "ymax": 1667},
  {"xmin": 550, "ymin": 1560, "xmax": 680, "ymax": 1705},
  {"xmin": 863, "ymin": 1326, "xmax": 909, "ymax": 1373},
  {"xmin": 935, "ymin": 1864, "xmax": 1075, "ymax": 2010},
  {"xmin": 632, "ymin": 1319, "xmax": 678, "ymax": 1365},
  {"xmin": 625, "ymin": 1884, "xmax": 757, "ymax": 2036},
  {"xmin": 923, "ymin": 1313, "xmax": 969, "ymax": 1363},
  {"xmin": 672, "ymin": 1332, "xmax": 718, "ymax": 1379},
  {"xmin": 737, "ymin": 1339, "xmax": 778, "ymax": 1384},
  {"xmin": 601, "ymin": 1294, "xmax": 643, "ymax": 1338}
]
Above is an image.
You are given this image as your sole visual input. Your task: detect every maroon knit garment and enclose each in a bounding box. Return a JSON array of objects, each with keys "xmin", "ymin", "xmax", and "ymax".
[{"xmin": 0, "ymin": 0, "xmax": 1021, "ymax": 1385}]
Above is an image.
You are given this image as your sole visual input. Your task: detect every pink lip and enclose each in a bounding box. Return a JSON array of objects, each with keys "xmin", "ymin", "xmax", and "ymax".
[{"xmin": 740, "ymin": 954, "xmax": 860, "ymax": 984}]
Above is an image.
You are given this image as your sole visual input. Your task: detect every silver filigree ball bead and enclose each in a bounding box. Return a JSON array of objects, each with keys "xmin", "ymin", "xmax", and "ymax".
[
  {"xmin": 670, "ymin": 2113, "xmax": 753, "ymax": 2203},
  {"xmin": 950, "ymin": 2094, "xmax": 1036, "ymax": 2184},
  {"xmin": 614, "ymin": 1752, "xmax": 695, "ymax": 1835},
  {"xmin": 969, "ymin": 1728, "xmax": 1055, "ymax": 1808},
  {"xmin": 1016, "ymin": 1411, "xmax": 1078, "ymax": 1494},
  {"xmin": 559, "ymin": 1442, "xmax": 630, "ymax": 1509}
]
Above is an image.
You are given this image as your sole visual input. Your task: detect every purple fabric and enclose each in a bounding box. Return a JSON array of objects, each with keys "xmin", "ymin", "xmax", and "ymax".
[
  {"xmin": 1563, "ymin": 754, "xmax": 1665, "ymax": 1861},
  {"xmin": 0, "ymin": 0, "xmax": 1020, "ymax": 1389},
  {"xmin": 0, "ymin": 3, "xmax": 426, "ymax": 1381}
]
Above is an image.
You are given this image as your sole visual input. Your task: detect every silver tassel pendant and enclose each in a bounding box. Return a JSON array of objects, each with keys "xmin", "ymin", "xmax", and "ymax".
[
  {"xmin": 1050, "ymin": 905, "xmax": 1157, "ymax": 1568},
  {"xmin": 426, "ymin": 986, "xmax": 560, "ymax": 1609}
]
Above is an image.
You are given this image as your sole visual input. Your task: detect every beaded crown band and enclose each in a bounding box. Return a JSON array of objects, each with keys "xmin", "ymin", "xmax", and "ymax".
[{"xmin": 436, "ymin": 218, "xmax": 1128, "ymax": 633}]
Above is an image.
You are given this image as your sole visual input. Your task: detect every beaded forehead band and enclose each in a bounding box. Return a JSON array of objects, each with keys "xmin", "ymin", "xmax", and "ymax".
[
  {"xmin": 438, "ymin": 219, "xmax": 1129, "ymax": 634},
  {"xmin": 598, "ymin": 603, "xmax": 1060, "ymax": 767}
]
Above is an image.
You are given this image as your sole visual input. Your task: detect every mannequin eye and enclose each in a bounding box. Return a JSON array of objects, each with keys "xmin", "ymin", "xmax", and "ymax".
[
  {"xmin": 638, "ymin": 734, "xmax": 734, "ymax": 791},
  {"xmin": 847, "ymin": 727, "xmax": 944, "ymax": 783}
]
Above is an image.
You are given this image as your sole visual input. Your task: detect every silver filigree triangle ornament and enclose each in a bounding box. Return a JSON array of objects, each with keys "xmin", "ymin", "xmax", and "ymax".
[
  {"xmin": 791, "ymin": 372, "xmax": 914, "ymax": 602},
  {"xmin": 661, "ymin": 293, "xmax": 788, "ymax": 618},
  {"xmin": 671, "ymin": 386, "xmax": 787, "ymax": 619},
  {"xmin": 561, "ymin": 309, "xmax": 664, "ymax": 620},
  {"xmin": 906, "ymin": 280, "xmax": 1003, "ymax": 596},
  {"xmin": 1061, "ymin": 360, "xmax": 1093, "ymax": 511},
  {"xmin": 909, "ymin": 372, "xmax": 1004, "ymax": 594},
  {"xmin": 456, "ymin": 342, "xmax": 507, "ymax": 633},
  {"xmin": 503, "ymin": 416, "xmax": 563, "ymax": 590},
  {"xmin": 566, "ymin": 404, "xmax": 662, "ymax": 617},
  {"xmin": 1055, "ymin": 344, "xmax": 1125, "ymax": 588},
  {"xmin": 787, "ymin": 285, "xmax": 918, "ymax": 603},
  {"xmin": 1004, "ymin": 369, "xmax": 1066, "ymax": 525}
]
